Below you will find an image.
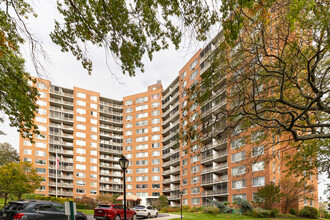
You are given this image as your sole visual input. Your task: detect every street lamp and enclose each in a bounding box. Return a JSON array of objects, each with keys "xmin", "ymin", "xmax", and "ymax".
[
  {"xmin": 119, "ymin": 156, "xmax": 129, "ymax": 220},
  {"xmin": 179, "ymin": 190, "xmax": 183, "ymax": 219}
]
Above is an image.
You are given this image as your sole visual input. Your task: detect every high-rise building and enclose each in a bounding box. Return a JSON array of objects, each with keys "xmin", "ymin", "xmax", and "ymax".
[{"xmin": 19, "ymin": 32, "xmax": 318, "ymax": 211}]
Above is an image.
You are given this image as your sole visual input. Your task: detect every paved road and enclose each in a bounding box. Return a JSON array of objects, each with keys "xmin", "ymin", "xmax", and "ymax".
[{"xmin": 87, "ymin": 213, "xmax": 180, "ymax": 220}]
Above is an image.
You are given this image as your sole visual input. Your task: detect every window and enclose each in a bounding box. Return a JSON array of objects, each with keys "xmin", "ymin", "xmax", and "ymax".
[
  {"xmin": 152, "ymin": 151, "xmax": 160, "ymax": 157},
  {"xmin": 151, "ymin": 102, "xmax": 160, "ymax": 108},
  {"xmin": 90, "ymin": 150, "xmax": 97, "ymax": 156},
  {"xmin": 76, "ymin": 172, "xmax": 85, "ymax": 178},
  {"xmin": 191, "ymin": 176, "xmax": 199, "ymax": 184},
  {"xmin": 76, "ymin": 148, "xmax": 86, "ymax": 154},
  {"xmin": 136, "ymin": 128, "xmax": 148, "ymax": 134},
  {"xmin": 232, "ymin": 151, "xmax": 246, "ymax": 162},
  {"xmin": 191, "ymin": 155, "xmax": 199, "ymax": 163},
  {"xmin": 36, "ymin": 168, "xmax": 46, "ymax": 174},
  {"xmin": 152, "ymin": 167, "xmax": 160, "ymax": 173},
  {"xmin": 191, "ymin": 187, "xmax": 200, "ymax": 194},
  {"xmin": 126, "ymin": 146, "xmax": 133, "ymax": 151},
  {"xmin": 190, "ymin": 69, "xmax": 198, "ymax": 80},
  {"xmin": 253, "ymin": 176, "xmax": 265, "ymax": 187},
  {"xmin": 181, "ymin": 70, "xmax": 186, "ymax": 79},
  {"xmin": 76, "ymin": 92, "xmax": 86, "ymax": 99},
  {"xmin": 36, "ymin": 100, "xmax": 47, "ymax": 106},
  {"xmin": 36, "ymin": 117, "xmax": 47, "ymax": 123},
  {"xmin": 38, "ymin": 109, "xmax": 47, "ymax": 115},
  {"xmin": 233, "ymin": 194, "xmax": 247, "ymax": 201},
  {"xmin": 90, "ymin": 166, "xmax": 97, "ymax": 172},
  {"xmin": 90, "ymin": 158, "xmax": 97, "ymax": 164},
  {"xmin": 252, "ymin": 145, "xmax": 264, "ymax": 157},
  {"xmin": 90, "ymin": 96, "xmax": 97, "ymax": 102},
  {"xmin": 182, "ymin": 159, "xmax": 188, "ymax": 166},
  {"xmin": 136, "ymin": 120, "xmax": 148, "ymax": 127},
  {"xmin": 36, "ymin": 142, "xmax": 46, "ymax": 148},
  {"xmin": 181, "ymin": 80, "xmax": 187, "ymax": 89},
  {"xmin": 190, "ymin": 58, "xmax": 198, "ymax": 70},
  {"xmin": 76, "ymin": 124, "xmax": 86, "ymax": 130},
  {"xmin": 90, "ymin": 119, "xmax": 97, "ymax": 125},
  {"xmin": 126, "ymin": 123, "xmax": 133, "ymax": 128},
  {"xmin": 152, "ymin": 143, "xmax": 160, "ymax": 148},
  {"xmin": 232, "ymin": 180, "xmax": 246, "ymax": 189},
  {"xmin": 151, "ymin": 118, "xmax": 160, "ymax": 124},
  {"xmin": 151, "ymin": 110, "xmax": 160, "ymax": 116},
  {"xmin": 152, "ymin": 135, "xmax": 160, "ymax": 141},
  {"xmin": 136, "ymin": 112, "xmax": 148, "ymax": 119},
  {"xmin": 182, "ymin": 179, "xmax": 187, "ymax": 185},
  {"xmin": 76, "ymin": 116, "xmax": 86, "ymax": 122},
  {"xmin": 76, "ymin": 132, "xmax": 86, "ymax": 138},
  {"xmin": 91, "ymin": 135, "xmax": 97, "ymax": 140},
  {"xmin": 151, "ymin": 126, "xmax": 160, "ymax": 132},
  {"xmin": 152, "ymin": 176, "xmax": 160, "ymax": 181},
  {"xmin": 252, "ymin": 161, "xmax": 265, "ymax": 172},
  {"xmin": 191, "ymin": 198, "xmax": 200, "ymax": 205},
  {"xmin": 91, "ymin": 127, "xmax": 97, "ymax": 132},
  {"xmin": 152, "ymin": 184, "xmax": 160, "ymax": 189},
  {"xmin": 136, "ymin": 176, "xmax": 148, "ymax": 181},
  {"xmin": 36, "ymin": 134, "xmax": 46, "ymax": 140},
  {"xmin": 191, "ymin": 165, "xmax": 199, "ymax": 173},
  {"xmin": 136, "ymin": 97, "xmax": 148, "ymax": 103},
  {"xmin": 76, "ymin": 180, "xmax": 86, "ymax": 186},
  {"xmin": 126, "ymin": 115, "xmax": 133, "ymax": 121},
  {"xmin": 76, "ymin": 108, "xmax": 86, "ymax": 114},
  {"xmin": 76, "ymin": 140, "xmax": 86, "ymax": 146},
  {"xmin": 76, "ymin": 189, "xmax": 85, "ymax": 194},
  {"xmin": 35, "ymin": 151, "xmax": 46, "ymax": 157},
  {"xmin": 76, "ymin": 164, "xmax": 86, "ymax": 170},
  {"xmin": 136, "ymin": 136, "xmax": 148, "ymax": 142},
  {"xmin": 136, "ymin": 144, "xmax": 148, "ymax": 150},
  {"xmin": 91, "ymin": 111, "xmax": 97, "ymax": 117},
  {"xmin": 152, "ymin": 159, "xmax": 160, "ymax": 165},
  {"xmin": 90, "ymin": 103, "xmax": 97, "ymax": 109},
  {"xmin": 252, "ymin": 131, "xmax": 264, "ymax": 142},
  {"xmin": 125, "ymin": 107, "xmax": 133, "ymax": 113},
  {"xmin": 136, "ymin": 160, "xmax": 148, "ymax": 166},
  {"xmin": 232, "ymin": 165, "xmax": 246, "ymax": 176},
  {"xmin": 23, "ymin": 140, "xmax": 32, "ymax": 146},
  {"xmin": 136, "ymin": 168, "xmax": 148, "ymax": 173},
  {"xmin": 151, "ymin": 94, "xmax": 159, "ymax": 100},
  {"xmin": 23, "ymin": 149, "xmax": 32, "ymax": 155},
  {"xmin": 125, "ymin": 100, "xmax": 133, "ymax": 106},
  {"xmin": 125, "ymin": 138, "xmax": 133, "ymax": 144},
  {"xmin": 136, "ymin": 104, "xmax": 148, "ymax": 111},
  {"xmin": 35, "ymin": 159, "xmax": 46, "ymax": 165},
  {"xmin": 91, "ymin": 142, "xmax": 97, "ymax": 148},
  {"xmin": 36, "ymin": 83, "xmax": 47, "ymax": 90},
  {"xmin": 182, "ymin": 169, "xmax": 187, "ymax": 176},
  {"xmin": 76, "ymin": 100, "xmax": 86, "ymax": 106},
  {"xmin": 76, "ymin": 156, "xmax": 86, "ymax": 162},
  {"xmin": 38, "ymin": 125, "xmax": 47, "ymax": 132},
  {"xmin": 231, "ymin": 137, "xmax": 245, "ymax": 149}
]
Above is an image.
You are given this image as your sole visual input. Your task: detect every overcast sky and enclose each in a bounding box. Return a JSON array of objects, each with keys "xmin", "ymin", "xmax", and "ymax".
[{"xmin": 0, "ymin": 0, "xmax": 328, "ymax": 201}]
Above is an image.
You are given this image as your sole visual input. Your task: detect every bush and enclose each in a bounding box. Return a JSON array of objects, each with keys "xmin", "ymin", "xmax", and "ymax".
[
  {"xmin": 289, "ymin": 208, "xmax": 297, "ymax": 216},
  {"xmin": 276, "ymin": 214, "xmax": 297, "ymax": 218},
  {"xmin": 160, "ymin": 207, "xmax": 180, "ymax": 213},
  {"xmin": 250, "ymin": 207, "xmax": 272, "ymax": 218},
  {"xmin": 298, "ymin": 206, "xmax": 319, "ymax": 219},
  {"xmin": 270, "ymin": 209, "xmax": 280, "ymax": 217},
  {"xmin": 182, "ymin": 205, "xmax": 190, "ymax": 212},
  {"xmin": 203, "ymin": 206, "xmax": 220, "ymax": 215},
  {"xmin": 235, "ymin": 197, "xmax": 253, "ymax": 213},
  {"xmin": 209, "ymin": 200, "xmax": 232, "ymax": 213}
]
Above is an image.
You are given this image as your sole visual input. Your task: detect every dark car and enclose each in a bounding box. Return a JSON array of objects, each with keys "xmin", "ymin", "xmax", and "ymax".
[
  {"xmin": 0, "ymin": 200, "xmax": 87, "ymax": 220},
  {"xmin": 94, "ymin": 204, "xmax": 137, "ymax": 220}
]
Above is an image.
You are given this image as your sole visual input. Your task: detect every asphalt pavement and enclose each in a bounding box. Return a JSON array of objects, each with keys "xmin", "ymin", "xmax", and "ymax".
[{"xmin": 87, "ymin": 213, "xmax": 180, "ymax": 220}]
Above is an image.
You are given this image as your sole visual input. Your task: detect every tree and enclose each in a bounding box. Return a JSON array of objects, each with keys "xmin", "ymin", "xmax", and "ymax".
[
  {"xmin": 0, "ymin": 143, "xmax": 19, "ymax": 165},
  {"xmin": 280, "ymin": 177, "xmax": 314, "ymax": 213},
  {"xmin": 254, "ymin": 184, "xmax": 283, "ymax": 210},
  {"xmin": 150, "ymin": 195, "xmax": 168, "ymax": 210},
  {"xmin": 0, "ymin": 162, "xmax": 43, "ymax": 204}
]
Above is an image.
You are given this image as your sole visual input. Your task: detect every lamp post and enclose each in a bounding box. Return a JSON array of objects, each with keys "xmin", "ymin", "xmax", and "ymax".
[
  {"xmin": 119, "ymin": 156, "xmax": 129, "ymax": 220},
  {"xmin": 179, "ymin": 190, "xmax": 183, "ymax": 219}
]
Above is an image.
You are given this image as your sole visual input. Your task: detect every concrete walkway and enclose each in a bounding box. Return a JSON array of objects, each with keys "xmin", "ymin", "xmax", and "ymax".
[{"xmin": 87, "ymin": 213, "xmax": 180, "ymax": 220}]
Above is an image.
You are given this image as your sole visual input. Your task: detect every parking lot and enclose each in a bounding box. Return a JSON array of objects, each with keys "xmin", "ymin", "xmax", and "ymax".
[{"xmin": 87, "ymin": 213, "xmax": 180, "ymax": 220}]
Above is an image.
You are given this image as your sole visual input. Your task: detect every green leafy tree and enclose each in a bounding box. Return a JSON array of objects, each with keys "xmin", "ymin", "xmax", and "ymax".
[
  {"xmin": 151, "ymin": 195, "xmax": 168, "ymax": 210},
  {"xmin": 0, "ymin": 162, "xmax": 43, "ymax": 204},
  {"xmin": 280, "ymin": 177, "xmax": 315, "ymax": 214},
  {"xmin": 0, "ymin": 143, "xmax": 19, "ymax": 165},
  {"xmin": 254, "ymin": 184, "xmax": 283, "ymax": 210}
]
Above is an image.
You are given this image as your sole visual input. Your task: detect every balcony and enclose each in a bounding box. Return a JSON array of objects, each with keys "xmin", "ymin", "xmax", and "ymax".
[
  {"xmin": 162, "ymin": 158, "xmax": 180, "ymax": 168},
  {"xmin": 100, "ymin": 155, "xmax": 121, "ymax": 162},
  {"xmin": 49, "ymin": 98, "xmax": 74, "ymax": 106},
  {"xmin": 49, "ymin": 148, "xmax": 73, "ymax": 155},
  {"xmin": 162, "ymin": 102, "xmax": 179, "ymax": 117},
  {"xmin": 99, "ymin": 101, "xmax": 123, "ymax": 109},
  {"xmin": 49, "ymin": 87, "xmax": 74, "ymax": 98},
  {"xmin": 162, "ymin": 166, "xmax": 180, "ymax": 175},
  {"xmin": 49, "ymin": 174, "xmax": 73, "ymax": 179},
  {"xmin": 201, "ymin": 99, "xmax": 227, "ymax": 117},
  {"xmin": 162, "ymin": 176, "xmax": 180, "ymax": 184},
  {"xmin": 99, "ymin": 147, "xmax": 123, "ymax": 155},
  {"xmin": 100, "ymin": 116, "xmax": 122, "ymax": 124},
  {"xmin": 162, "ymin": 140, "xmax": 179, "ymax": 150},
  {"xmin": 201, "ymin": 150, "xmax": 228, "ymax": 163},
  {"xmin": 162, "ymin": 81, "xmax": 179, "ymax": 101},
  {"xmin": 162, "ymin": 186, "xmax": 180, "ymax": 192},
  {"xmin": 48, "ymin": 190, "xmax": 73, "ymax": 196},
  {"xmin": 99, "ymin": 172, "xmax": 122, "ymax": 177},
  {"xmin": 99, "ymin": 187, "xmax": 123, "ymax": 192},
  {"xmin": 49, "ymin": 157, "xmax": 73, "ymax": 163},
  {"xmin": 201, "ymin": 175, "xmax": 228, "ymax": 186},
  {"xmin": 100, "ymin": 124, "xmax": 123, "ymax": 132},
  {"xmin": 162, "ymin": 119, "xmax": 179, "ymax": 134},
  {"xmin": 162, "ymin": 149, "xmax": 180, "ymax": 159},
  {"xmin": 162, "ymin": 131, "xmax": 179, "ymax": 143},
  {"xmin": 49, "ymin": 183, "xmax": 73, "ymax": 188},
  {"xmin": 162, "ymin": 110, "xmax": 179, "ymax": 126},
  {"xmin": 202, "ymin": 138, "xmax": 227, "ymax": 152},
  {"xmin": 162, "ymin": 93, "xmax": 179, "ymax": 109},
  {"xmin": 201, "ymin": 162, "xmax": 228, "ymax": 174},
  {"xmin": 201, "ymin": 188, "xmax": 228, "ymax": 197},
  {"xmin": 49, "ymin": 165, "xmax": 74, "ymax": 171},
  {"xmin": 168, "ymin": 194, "xmax": 180, "ymax": 200}
]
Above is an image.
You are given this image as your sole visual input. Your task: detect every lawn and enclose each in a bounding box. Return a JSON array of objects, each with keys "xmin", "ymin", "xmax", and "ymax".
[
  {"xmin": 77, "ymin": 209, "xmax": 94, "ymax": 215},
  {"xmin": 170, "ymin": 212, "xmax": 310, "ymax": 220}
]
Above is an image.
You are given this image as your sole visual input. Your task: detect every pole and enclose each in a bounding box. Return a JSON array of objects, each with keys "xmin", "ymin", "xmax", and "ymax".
[
  {"xmin": 123, "ymin": 169, "xmax": 127, "ymax": 220},
  {"xmin": 69, "ymin": 201, "xmax": 74, "ymax": 220},
  {"xmin": 180, "ymin": 193, "xmax": 182, "ymax": 220},
  {"xmin": 56, "ymin": 149, "xmax": 58, "ymax": 198}
]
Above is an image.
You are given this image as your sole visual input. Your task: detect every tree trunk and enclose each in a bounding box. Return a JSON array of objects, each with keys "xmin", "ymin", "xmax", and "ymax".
[
  {"xmin": 17, "ymin": 193, "xmax": 22, "ymax": 201},
  {"xmin": 4, "ymin": 193, "xmax": 8, "ymax": 205}
]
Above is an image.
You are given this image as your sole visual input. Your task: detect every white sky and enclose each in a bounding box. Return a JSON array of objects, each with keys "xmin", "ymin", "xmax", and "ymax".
[{"xmin": 0, "ymin": 0, "xmax": 328, "ymax": 201}]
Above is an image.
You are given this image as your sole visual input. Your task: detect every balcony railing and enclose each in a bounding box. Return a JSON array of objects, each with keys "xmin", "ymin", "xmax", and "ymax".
[
  {"xmin": 48, "ymin": 190, "xmax": 73, "ymax": 196},
  {"xmin": 202, "ymin": 188, "xmax": 228, "ymax": 197},
  {"xmin": 201, "ymin": 162, "xmax": 228, "ymax": 174},
  {"xmin": 162, "ymin": 186, "xmax": 180, "ymax": 192},
  {"xmin": 162, "ymin": 176, "xmax": 180, "ymax": 184},
  {"xmin": 162, "ymin": 158, "xmax": 180, "ymax": 167},
  {"xmin": 201, "ymin": 175, "xmax": 228, "ymax": 185},
  {"xmin": 162, "ymin": 166, "xmax": 180, "ymax": 175},
  {"xmin": 201, "ymin": 150, "xmax": 228, "ymax": 163}
]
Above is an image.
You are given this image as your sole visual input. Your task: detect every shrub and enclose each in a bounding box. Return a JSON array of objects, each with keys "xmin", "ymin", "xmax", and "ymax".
[
  {"xmin": 209, "ymin": 200, "xmax": 233, "ymax": 213},
  {"xmin": 270, "ymin": 209, "xmax": 280, "ymax": 217},
  {"xmin": 182, "ymin": 205, "xmax": 190, "ymax": 212},
  {"xmin": 74, "ymin": 196, "xmax": 98, "ymax": 209},
  {"xmin": 250, "ymin": 207, "xmax": 272, "ymax": 218},
  {"xmin": 276, "ymin": 214, "xmax": 297, "ymax": 218},
  {"xmin": 298, "ymin": 206, "xmax": 319, "ymax": 219},
  {"xmin": 235, "ymin": 197, "xmax": 253, "ymax": 213},
  {"xmin": 161, "ymin": 207, "xmax": 180, "ymax": 213},
  {"xmin": 203, "ymin": 206, "xmax": 220, "ymax": 215},
  {"xmin": 289, "ymin": 208, "xmax": 297, "ymax": 216},
  {"xmin": 224, "ymin": 202, "xmax": 230, "ymax": 206}
]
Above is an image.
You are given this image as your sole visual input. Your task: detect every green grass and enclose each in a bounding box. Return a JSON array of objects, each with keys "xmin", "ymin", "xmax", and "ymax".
[
  {"xmin": 77, "ymin": 209, "xmax": 94, "ymax": 215},
  {"xmin": 170, "ymin": 212, "xmax": 310, "ymax": 220}
]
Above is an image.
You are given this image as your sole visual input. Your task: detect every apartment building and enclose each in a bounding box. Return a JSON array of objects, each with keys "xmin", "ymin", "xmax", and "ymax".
[
  {"xmin": 20, "ymin": 78, "xmax": 124, "ymax": 198},
  {"xmin": 20, "ymin": 30, "xmax": 317, "ymax": 211},
  {"xmin": 122, "ymin": 82, "xmax": 163, "ymax": 205}
]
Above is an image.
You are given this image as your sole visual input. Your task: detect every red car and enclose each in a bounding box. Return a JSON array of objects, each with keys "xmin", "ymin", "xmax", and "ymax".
[{"xmin": 94, "ymin": 204, "xmax": 137, "ymax": 220}]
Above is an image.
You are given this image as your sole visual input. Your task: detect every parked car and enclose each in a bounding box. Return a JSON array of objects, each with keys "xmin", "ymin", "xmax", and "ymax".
[
  {"xmin": 94, "ymin": 204, "xmax": 137, "ymax": 220},
  {"xmin": 132, "ymin": 205, "xmax": 158, "ymax": 219},
  {"xmin": 0, "ymin": 200, "xmax": 87, "ymax": 220}
]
